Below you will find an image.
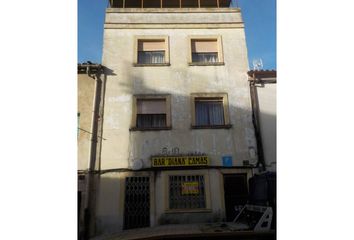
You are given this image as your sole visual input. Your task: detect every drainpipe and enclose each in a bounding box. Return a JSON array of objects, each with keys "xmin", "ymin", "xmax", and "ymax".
[
  {"xmin": 249, "ymin": 73, "xmax": 266, "ymax": 172},
  {"xmin": 83, "ymin": 66, "xmax": 102, "ymax": 239}
]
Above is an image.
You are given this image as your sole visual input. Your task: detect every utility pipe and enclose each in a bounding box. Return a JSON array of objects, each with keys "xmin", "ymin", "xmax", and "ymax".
[
  {"xmin": 83, "ymin": 66, "xmax": 102, "ymax": 239},
  {"xmin": 249, "ymin": 73, "xmax": 266, "ymax": 172}
]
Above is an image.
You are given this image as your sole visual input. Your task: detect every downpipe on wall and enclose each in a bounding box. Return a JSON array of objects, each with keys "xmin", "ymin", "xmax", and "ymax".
[
  {"xmin": 249, "ymin": 73, "xmax": 266, "ymax": 172},
  {"xmin": 83, "ymin": 67, "xmax": 102, "ymax": 240}
]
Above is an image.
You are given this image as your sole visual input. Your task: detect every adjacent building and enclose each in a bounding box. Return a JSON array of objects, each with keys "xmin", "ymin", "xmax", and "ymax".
[
  {"xmin": 248, "ymin": 70, "xmax": 276, "ymax": 172},
  {"xmin": 91, "ymin": 0, "xmax": 261, "ymax": 236},
  {"xmin": 77, "ymin": 63, "xmax": 105, "ymax": 239}
]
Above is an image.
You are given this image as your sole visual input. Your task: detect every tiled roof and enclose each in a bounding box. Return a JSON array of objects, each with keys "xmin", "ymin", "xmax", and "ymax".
[{"xmin": 248, "ymin": 70, "xmax": 276, "ymax": 79}]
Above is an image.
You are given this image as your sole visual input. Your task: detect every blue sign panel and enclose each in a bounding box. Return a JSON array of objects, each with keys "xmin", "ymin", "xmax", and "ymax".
[{"xmin": 222, "ymin": 156, "xmax": 233, "ymax": 167}]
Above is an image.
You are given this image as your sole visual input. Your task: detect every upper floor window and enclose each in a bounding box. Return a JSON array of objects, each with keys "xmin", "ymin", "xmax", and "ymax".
[
  {"xmin": 138, "ymin": 40, "xmax": 165, "ymax": 64},
  {"xmin": 137, "ymin": 99, "xmax": 166, "ymax": 128},
  {"xmin": 195, "ymin": 97, "xmax": 224, "ymax": 126},
  {"xmin": 189, "ymin": 36, "xmax": 224, "ymax": 66},
  {"xmin": 131, "ymin": 95, "xmax": 172, "ymax": 131},
  {"xmin": 134, "ymin": 36, "xmax": 170, "ymax": 66},
  {"xmin": 191, "ymin": 93, "xmax": 231, "ymax": 129},
  {"xmin": 192, "ymin": 39, "xmax": 218, "ymax": 63}
]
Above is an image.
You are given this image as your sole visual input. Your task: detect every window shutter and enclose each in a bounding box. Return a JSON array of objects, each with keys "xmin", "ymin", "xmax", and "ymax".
[
  {"xmin": 137, "ymin": 99, "xmax": 166, "ymax": 114},
  {"xmin": 191, "ymin": 40, "xmax": 218, "ymax": 53},
  {"xmin": 138, "ymin": 40, "xmax": 165, "ymax": 51}
]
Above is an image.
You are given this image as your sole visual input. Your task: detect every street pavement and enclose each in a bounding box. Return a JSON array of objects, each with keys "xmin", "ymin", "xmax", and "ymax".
[{"xmin": 91, "ymin": 222, "xmax": 275, "ymax": 240}]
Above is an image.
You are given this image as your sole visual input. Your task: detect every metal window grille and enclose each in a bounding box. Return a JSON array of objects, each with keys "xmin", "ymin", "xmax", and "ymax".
[
  {"xmin": 123, "ymin": 177, "xmax": 150, "ymax": 229},
  {"xmin": 169, "ymin": 175, "xmax": 206, "ymax": 209},
  {"xmin": 138, "ymin": 51, "xmax": 165, "ymax": 64}
]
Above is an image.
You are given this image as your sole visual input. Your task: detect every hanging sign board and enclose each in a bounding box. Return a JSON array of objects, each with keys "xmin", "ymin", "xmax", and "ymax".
[
  {"xmin": 151, "ymin": 156, "xmax": 209, "ymax": 167},
  {"xmin": 181, "ymin": 182, "xmax": 199, "ymax": 195}
]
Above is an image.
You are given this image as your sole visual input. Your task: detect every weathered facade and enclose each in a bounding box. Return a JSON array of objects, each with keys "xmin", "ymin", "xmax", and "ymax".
[{"xmin": 94, "ymin": 0, "xmax": 259, "ymax": 235}]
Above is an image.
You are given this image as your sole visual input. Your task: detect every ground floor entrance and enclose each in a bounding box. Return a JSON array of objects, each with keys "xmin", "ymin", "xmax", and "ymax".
[
  {"xmin": 223, "ymin": 173, "xmax": 249, "ymax": 221},
  {"xmin": 123, "ymin": 176, "xmax": 150, "ymax": 229},
  {"xmin": 95, "ymin": 168, "xmax": 254, "ymax": 235}
]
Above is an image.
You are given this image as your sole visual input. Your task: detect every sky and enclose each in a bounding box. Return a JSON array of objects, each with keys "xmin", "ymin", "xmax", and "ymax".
[{"xmin": 78, "ymin": 0, "xmax": 276, "ymax": 69}]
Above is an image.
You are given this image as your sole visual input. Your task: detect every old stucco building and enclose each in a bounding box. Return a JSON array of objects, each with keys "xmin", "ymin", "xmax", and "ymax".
[
  {"xmin": 93, "ymin": 0, "xmax": 259, "ymax": 235},
  {"xmin": 248, "ymin": 70, "xmax": 277, "ymax": 172}
]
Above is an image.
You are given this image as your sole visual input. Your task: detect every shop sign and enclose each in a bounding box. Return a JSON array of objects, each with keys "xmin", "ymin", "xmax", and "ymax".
[
  {"xmin": 151, "ymin": 156, "xmax": 209, "ymax": 167},
  {"xmin": 181, "ymin": 182, "xmax": 199, "ymax": 195}
]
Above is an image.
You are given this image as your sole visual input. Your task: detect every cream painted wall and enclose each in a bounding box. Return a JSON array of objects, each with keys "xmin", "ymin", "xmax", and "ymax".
[
  {"xmin": 95, "ymin": 8, "xmax": 257, "ymax": 234},
  {"xmin": 100, "ymin": 10, "xmax": 257, "ymax": 170},
  {"xmin": 78, "ymin": 74, "xmax": 95, "ymax": 170},
  {"xmin": 256, "ymin": 81, "xmax": 276, "ymax": 171}
]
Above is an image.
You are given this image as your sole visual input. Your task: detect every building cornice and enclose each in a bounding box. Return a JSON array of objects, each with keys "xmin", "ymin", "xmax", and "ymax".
[{"xmin": 104, "ymin": 22, "xmax": 244, "ymax": 29}]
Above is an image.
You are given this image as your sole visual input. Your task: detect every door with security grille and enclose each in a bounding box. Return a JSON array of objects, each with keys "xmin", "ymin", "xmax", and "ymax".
[{"xmin": 123, "ymin": 176, "xmax": 150, "ymax": 229}]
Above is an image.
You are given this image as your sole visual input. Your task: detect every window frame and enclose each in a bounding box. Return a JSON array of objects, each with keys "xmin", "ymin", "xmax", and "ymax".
[
  {"xmin": 134, "ymin": 36, "xmax": 170, "ymax": 67},
  {"xmin": 188, "ymin": 35, "xmax": 224, "ymax": 66},
  {"xmin": 191, "ymin": 93, "xmax": 232, "ymax": 129},
  {"xmin": 130, "ymin": 94, "xmax": 172, "ymax": 131},
  {"xmin": 164, "ymin": 170, "xmax": 212, "ymax": 213}
]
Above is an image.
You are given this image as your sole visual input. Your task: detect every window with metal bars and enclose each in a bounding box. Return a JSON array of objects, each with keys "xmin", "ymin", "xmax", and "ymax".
[{"xmin": 169, "ymin": 175, "xmax": 206, "ymax": 209}]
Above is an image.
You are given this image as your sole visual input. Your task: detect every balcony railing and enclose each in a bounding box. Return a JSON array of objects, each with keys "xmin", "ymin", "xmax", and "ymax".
[{"xmin": 109, "ymin": 0, "xmax": 239, "ymax": 9}]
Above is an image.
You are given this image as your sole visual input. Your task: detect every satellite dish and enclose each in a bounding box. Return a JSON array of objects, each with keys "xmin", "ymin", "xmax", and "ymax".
[
  {"xmin": 132, "ymin": 159, "xmax": 143, "ymax": 170},
  {"xmin": 252, "ymin": 58, "xmax": 263, "ymax": 71}
]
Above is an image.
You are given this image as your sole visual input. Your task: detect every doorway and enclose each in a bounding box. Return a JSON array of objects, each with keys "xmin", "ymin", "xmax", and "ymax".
[
  {"xmin": 123, "ymin": 176, "xmax": 150, "ymax": 229},
  {"xmin": 223, "ymin": 174, "xmax": 249, "ymax": 221}
]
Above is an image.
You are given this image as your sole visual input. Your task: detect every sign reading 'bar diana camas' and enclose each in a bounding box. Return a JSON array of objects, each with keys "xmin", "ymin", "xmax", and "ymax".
[{"xmin": 152, "ymin": 156, "xmax": 209, "ymax": 167}]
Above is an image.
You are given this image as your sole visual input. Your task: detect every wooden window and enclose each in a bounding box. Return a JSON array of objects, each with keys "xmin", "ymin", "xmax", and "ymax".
[
  {"xmin": 189, "ymin": 36, "xmax": 224, "ymax": 65},
  {"xmin": 191, "ymin": 93, "xmax": 231, "ymax": 129},
  {"xmin": 132, "ymin": 95, "xmax": 171, "ymax": 131},
  {"xmin": 191, "ymin": 39, "xmax": 218, "ymax": 63},
  {"xmin": 195, "ymin": 98, "xmax": 224, "ymax": 126},
  {"xmin": 134, "ymin": 36, "xmax": 169, "ymax": 66},
  {"xmin": 138, "ymin": 40, "xmax": 165, "ymax": 64},
  {"xmin": 137, "ymin": 99, "xmax": 166, "ymax": 128}
]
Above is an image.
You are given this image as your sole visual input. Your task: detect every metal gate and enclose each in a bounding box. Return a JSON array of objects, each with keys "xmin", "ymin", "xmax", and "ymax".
[{"xmin": 123, "ymin": 176, "xmax": 150, "ymax": 229}]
